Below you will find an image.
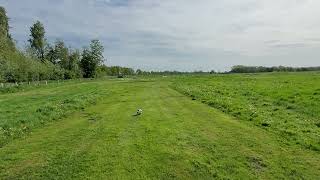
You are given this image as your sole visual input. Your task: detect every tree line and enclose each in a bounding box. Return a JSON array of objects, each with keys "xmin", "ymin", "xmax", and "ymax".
[
  {"xmin": 2, "ymin": 6, "xmax": 319, "ymax": 83},
  {"xmin": 134, "ymin": 70, "xmax": 216, "ymax": 75},
  {"xmin": 230, "ymin": 65, "xmax": 320, "ymax": 74},
  {"xmin": 0, "ymin": 7, "xmax": 135, "ymax": 83}
]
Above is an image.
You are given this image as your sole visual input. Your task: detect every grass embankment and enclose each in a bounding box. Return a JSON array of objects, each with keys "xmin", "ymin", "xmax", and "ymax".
[
  {"xmin": 1, "ymin": 77, "xmax": 320, "ymax": 179},
  {"xmin": 172, "ymin": 72, "xmax": 320, "ymax": 151},
  {"xmin": 0, "ymin": 79, "xmax": 109, "ymax": 147}
]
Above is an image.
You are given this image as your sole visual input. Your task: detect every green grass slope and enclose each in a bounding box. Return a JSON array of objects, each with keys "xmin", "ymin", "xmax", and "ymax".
[{"xmin": 1, "ymin": 78, "xmax": 319, "ymax": 179}]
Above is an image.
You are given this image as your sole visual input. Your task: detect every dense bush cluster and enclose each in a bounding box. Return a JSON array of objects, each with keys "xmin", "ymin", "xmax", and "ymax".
[{"xmin": 97, "ymin": 65, "xmax": 135, "ymax": 77}]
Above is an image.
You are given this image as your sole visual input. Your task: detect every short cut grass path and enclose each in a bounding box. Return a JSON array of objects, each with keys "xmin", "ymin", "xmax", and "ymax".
[{"xmin": 0, "ymin": 79, "xmax": 319, "ymax": 179}]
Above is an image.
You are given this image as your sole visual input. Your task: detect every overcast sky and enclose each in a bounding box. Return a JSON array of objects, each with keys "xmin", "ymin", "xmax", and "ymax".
[{"xmin": 1, "ymin": 0, "xmax": 320, "ymax": 71}]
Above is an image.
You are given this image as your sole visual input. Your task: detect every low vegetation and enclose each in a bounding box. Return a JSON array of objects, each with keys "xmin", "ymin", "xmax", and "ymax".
[{"xmin": 172, "ymin": 72, "xmax": 320, "ymax": 151}]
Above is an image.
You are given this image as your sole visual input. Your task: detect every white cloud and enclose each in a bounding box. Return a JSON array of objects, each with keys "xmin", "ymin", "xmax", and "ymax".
[{"xmin": 1, "ymin": 0, "xmax": 320, "ymax": 71}]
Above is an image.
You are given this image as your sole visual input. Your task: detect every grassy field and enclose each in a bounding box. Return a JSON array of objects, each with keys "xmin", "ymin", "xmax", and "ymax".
[
  {"xmin": 1, "ymin": 74, "xmax": 320, "ymax": 179},
  {"xmin": 172, "ymin": 72, "xmax": 320, "ymax": 151},
  {"xmin": 0, "ymin": 79, "xmax": 109, "ymax": 147}
]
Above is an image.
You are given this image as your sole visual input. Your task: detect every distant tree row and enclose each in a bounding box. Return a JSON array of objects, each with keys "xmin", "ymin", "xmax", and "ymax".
[
  {"xmin": 99, "ymin": 67, "xmax": 216, "ymax": 76},
  {"xmin": 230, "ymin": 65, "xmax": 320, "ymax": 73},
  {"xmin": 97, "ymin": 65, "xmax": 135, "ymax": 76},
  {"xmin": 134, "ymin": 70, "xmax": 216, "ymax": 75}
]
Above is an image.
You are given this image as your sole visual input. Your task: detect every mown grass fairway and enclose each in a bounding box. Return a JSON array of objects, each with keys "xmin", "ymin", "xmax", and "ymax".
[{"xmin": 1, "ymin": 75, "xmax": 320, "ymax": 179}]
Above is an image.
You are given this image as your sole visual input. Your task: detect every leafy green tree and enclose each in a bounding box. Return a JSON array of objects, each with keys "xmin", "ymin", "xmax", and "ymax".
[
  {"xmin": 0, "ymin": 6, "xmax": 14, "ymax": 51},
  {"xmin": 68, "ymin": 50, "xmax": 80, "ymax": 71},
  {"xmin": 45, "ymin": 44, "xmax": 58, "ymax": 64},
  {"xmin": 80, "ymin": 48, "xmax": 95, "ymax": 78},
  {"xmin": 0, "ymin": 7, "xmax": 9, "ymax": 37},
  {"xmin": 45, "ymin": 40, "xmax": 83, "ymax": 79},
  {"xmin": 109, "ymin": 66, "xmax": 121, "ymax": 76},
  {"xmin": 96, "ymin": 64, "xmax": 109, "ymax": 77},
  {"xmin": 66, "ymin": 49, "xmax": 82, "ymax": 78},
  {"xmin": 122, "ymin": 67, "xmax": 134, "ymax": 75},
  {"xmin": 54, "ymin": 40, "xmax": 69, "ymax": 68},
  {"xmin": 80, "ymin": 40, "xmax": 104, "ymax": 78},
  {"xmin": 45, "ymin": 40, "xmax": 69, "ymax": 66},
  {"xmin": 136, "ymin": 69, "xmax": 143, "ymax": 75},
  {"xmin": 28, "ymin": 21, "xmax": 46, "ymax": 61},
  {"xmin": 0, "ymin": 7, "xmax": 80, "ymax": 83}
]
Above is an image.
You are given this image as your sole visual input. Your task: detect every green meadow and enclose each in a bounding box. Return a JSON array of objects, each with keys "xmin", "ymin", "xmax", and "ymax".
[{"xmin": 1, "ymin": 73, "xmax": 320, "ymax": 179}]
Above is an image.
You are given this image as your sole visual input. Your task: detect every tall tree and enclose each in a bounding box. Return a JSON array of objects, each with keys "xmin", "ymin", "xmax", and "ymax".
[
  {"xmin": 89, "ymin": 39, "xmax": 104, "ymax": 65},
  {"xmin": 136, "ymin": 69, "xmax": 143, "ymax": 75},
  {"xmin": 68, "ymin": 49, "xmax": 81, "ymax": 71},
  {"xmin": 54, "ymin": 40, "xmax": 69, "ymax": 68},
  {"xmin": 45, "ymin": 40, "xmax": 68, "ymax": 65},
  {"xmin": 0, "ymin": 6, "xmax": 14, "ymax": 50},
  {"xmin": 67, "ymin": 49, "xmax": 82, "ymax": 78},
  {"xmin": 28, "ymin": 21, "xmax": 46, "ymax": 61},
  {"xmin": 80, "ymin": 40, "xmax": 104, "ymax": 78},
  {"xmin": 0, "ymin": 7, "xmax": 10, "ymax": 39},
  {"xmin": 45, "ymin": 44, "xmax": 58, "ymax": 64}
]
